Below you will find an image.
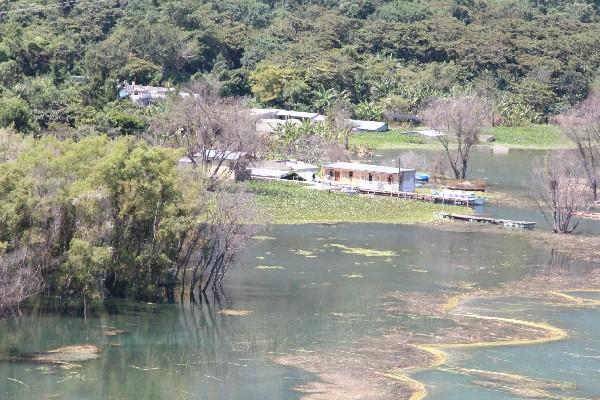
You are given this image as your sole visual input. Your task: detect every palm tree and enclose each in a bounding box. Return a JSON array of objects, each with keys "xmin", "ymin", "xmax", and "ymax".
[{"xmin": 312, "ymin": 86, "xmax": 337, "ymax": 113}]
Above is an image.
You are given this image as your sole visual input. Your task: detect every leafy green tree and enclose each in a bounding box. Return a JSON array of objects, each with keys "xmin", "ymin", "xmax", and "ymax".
[
  {"xmin": 312, "ymin": 86, "xmax": 337, "ymax": 113},
  {"xmin": 374, "ymin": 1, "xmax": 433, "ymax": 23},
  {"xmin": 0, "ymin": 96, "xmax": 37, "ymax": 133},
  {"xmin": 496, "ymin": 93, "xmax": 541, "ymax": 126},
  {"xmin": 353, "ymin": 100, "xmax": 384, "ymax": 121}
]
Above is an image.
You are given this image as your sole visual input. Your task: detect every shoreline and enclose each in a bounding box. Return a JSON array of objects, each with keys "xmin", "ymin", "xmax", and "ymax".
[{"xmin": 350, "ymin": 125, "xmax": 574, "ymax": 152}]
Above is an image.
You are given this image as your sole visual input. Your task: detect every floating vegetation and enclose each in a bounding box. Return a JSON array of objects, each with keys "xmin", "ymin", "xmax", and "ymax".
[
  {"xmin": 330, "ymin": 312, "xmax": 366, "ymax": 319},
  {"xmin": 276, "ymin": 273, "xmax": 600, "ymax": 400},
  {"xmin": 439, "ymin": 366, "xmax": 576, "ymax": 399},
  {"xmin": 101, "ymin": 328, "xmax": 128, "ymax": 336},
  {"xmin": 9, "ymin": 345, "xmax": 102, "ymax": 366},
  {"xmin": 256, "ymin": 265, "xmax": 286, "ymax": 270},
  {"xmin": 290, "ymin": 249, "xmax": 316, "ymax": 257},
  {"xmin": 129, "ymin": 364, "xmax": 161, "ymax": 371},
  {"xmin": 218, "ymin": 309, "xmax": 253, "ymax": 316},
  {"xmin": 549, "ymin": 289, "xmax": 600, "ymax": 307},
  {"xmin": 252, "ymin": 235, "xmax": 276, "ymax": 241},
  {"xmin": 244, "ymin": 180, "xmax": 463, "ymax": 224},
  {"xmin": 326, "ymin": 244, "xmax": 397, "ymax": 257}
]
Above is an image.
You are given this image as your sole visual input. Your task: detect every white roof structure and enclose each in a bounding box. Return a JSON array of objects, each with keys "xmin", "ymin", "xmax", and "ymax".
[
  {"xmin": 203, "ymin": 149, "xmax": 246, "ymax": 161},
  {"xmin": 178, "ymin": 149, "xmax": 247, "ymax": 165},
  {"xmin": 249, "ymin": 108, "xmax": 389, "ymax": 132},
  {"xmin": 249, "ymin": 168, "xmax": 289, "ymax": 179},
  {"xmin": 406, "ymin": 129, "xmax": 445, "ymax": 137},
  {"xmin": 250, "ymin": 108, "xmax": 280, "ymax": 118},
  {"xmin": 256, "ymin": 118, "xmax": 302, "ymax": 133},
  {"xmin": 322, "ymin": 162, "xmax": 415, "ymax": 174},
  {"xmin": 276, "ymin": 110, "xmax": 319, "ymax": 120},
  {"xmin": 350, "ymin": 120, "xmax": 388, "ymax": 132},
  {"xmin": 249, "ymin": 168, "xmax": 313, "ymax": 181},
  {"xmin": 253, "ymin": 160, "xmax": 318, "ymax": 172}
]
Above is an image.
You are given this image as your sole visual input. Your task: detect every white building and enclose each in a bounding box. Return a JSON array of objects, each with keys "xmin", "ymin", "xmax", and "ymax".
[{"xmin": 321, "ymin": 162, "xmax": 416, "ymax": 193}]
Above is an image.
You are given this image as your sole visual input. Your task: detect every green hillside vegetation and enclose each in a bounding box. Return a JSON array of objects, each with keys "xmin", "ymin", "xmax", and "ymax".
[{"xmin": 1, "ymin": 0, "xmax": 600, "ymax": 134}]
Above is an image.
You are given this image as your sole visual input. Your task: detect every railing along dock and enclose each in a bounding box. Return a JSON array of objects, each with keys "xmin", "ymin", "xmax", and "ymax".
[
  {"xmin": 438, "ymin": 212, "xmax": 536, "ymax": 229},
  {"xmin": 357, "ymin": 188, "xmax": 476, "ymax": 206}
]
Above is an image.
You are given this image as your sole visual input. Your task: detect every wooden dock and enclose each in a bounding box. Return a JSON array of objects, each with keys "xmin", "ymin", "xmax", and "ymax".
[
  {"xmin": 357, "ymin": 188, "xmax": 477, "ymax": 206},
  {"xmin": 438, "ymin": 212, "xmax": 536, "ymax": 229}
]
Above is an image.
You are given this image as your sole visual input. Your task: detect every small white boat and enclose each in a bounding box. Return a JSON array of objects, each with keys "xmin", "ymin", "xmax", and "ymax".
[{"xmin": 432, "ymin": 189, "xmax": 486, "ymax": 205}]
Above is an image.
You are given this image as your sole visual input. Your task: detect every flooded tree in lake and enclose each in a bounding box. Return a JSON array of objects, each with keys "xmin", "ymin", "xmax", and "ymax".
[
  {"xmin": 532, "ymin": 150, "xmax": 593, "ymax": 234},
  {"xmin": 0, "ymin": 251, "xmax": 40, "ymax": 316},
  {"xmin": 423, "ymin": 96, "xmax": 491, "ymax": 180},
  {"xmin": 174, "ymin": 191, "xmax": 262, "ymax": 301},
  {"xmin": 557, "ymin": 93, "xmax": 600, "ymax": 201}
]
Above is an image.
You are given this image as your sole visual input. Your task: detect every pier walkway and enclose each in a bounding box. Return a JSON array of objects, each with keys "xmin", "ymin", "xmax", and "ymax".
[
  {"xmin": 357, "ymin": 188, "xmax": 477, "ymax": 206},
  {"xmin": 438, "ymin": 212, "xmax": 536, "ymax": 229}
]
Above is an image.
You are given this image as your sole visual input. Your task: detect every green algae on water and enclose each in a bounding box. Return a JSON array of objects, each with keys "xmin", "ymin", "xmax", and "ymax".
[{"xmin": 327, "ymin": 243, "xmax": 397, "ymax": 257}]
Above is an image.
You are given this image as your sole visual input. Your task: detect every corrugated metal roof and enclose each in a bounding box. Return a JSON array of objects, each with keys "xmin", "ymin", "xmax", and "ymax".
[
  {"xmin": 276, "ymin": 110, "xmax": 319, "ymax": 119},
  {"xmin": 406, "ymin": 129, "xmax": 445, "ymax": 137},
  {"xmin": 322, "ymin": 162, "xmax": 415, "ymax": 174},
  {"xmin": 350, "ymin": 120, "xmax": 388, "ymax": 132},
  {"xmin": 252, "ymin": 160, "xmax": 318, "ymax": 171},
  {"xmin": 249, "ymin": 168, "xmax": 288, "ymax": 178},
  {"xmin": 203, "ymin": 149, "xmax": 246, "ymax": 160}
]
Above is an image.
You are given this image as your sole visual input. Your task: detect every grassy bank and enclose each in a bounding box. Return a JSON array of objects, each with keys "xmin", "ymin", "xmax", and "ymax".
[
  {"xmin": 484, "ymin": 125, "xmax": 573, "ymax": 149},
  {"xmin": 349, "ymin": 125, "xmax": 573, "ymax": 151},
  {"xmin": 245, "ymin": 180, "xmax": 464, "ymax": 224},
  {"xmin": 349, "ymin": 129, "xmax": 438, "ymax": 150}
]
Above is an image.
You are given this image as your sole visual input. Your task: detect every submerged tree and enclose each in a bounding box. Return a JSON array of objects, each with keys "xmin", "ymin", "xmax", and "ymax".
[
  {"xmin": 557, "ymin": 94, "xmax": 600, "ymax": 201},
  {"xmin": 532, "ymin": 150, "xmax": 593, "ymax": 234},
  {"xmin": 423, "ymin": 96, "xmax": 491, "ymax": 180},
  {"xmin": 174, "ymin": 188, "xmax": 262, "ymax": 301},
  {"xmin": 0, "ymin": 250, "xmax": 41, "ymax": 316}
]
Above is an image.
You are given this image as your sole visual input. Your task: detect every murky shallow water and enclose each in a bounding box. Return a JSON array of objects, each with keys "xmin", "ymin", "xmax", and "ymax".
[{"xmin": 1, "ymin": 224, "xmax": 599, "ymax": 399}]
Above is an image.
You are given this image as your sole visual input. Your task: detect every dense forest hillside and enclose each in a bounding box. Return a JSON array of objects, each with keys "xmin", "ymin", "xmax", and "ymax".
[{"xmin": 1, "ymin": 0, "xmax": 600, "ymax": 133}]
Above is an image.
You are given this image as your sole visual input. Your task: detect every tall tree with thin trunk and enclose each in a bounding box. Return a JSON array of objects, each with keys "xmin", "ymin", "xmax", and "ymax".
[
  {"xmin": 531, "ymin": 150, "xmax": 592, "ymax": 234},
  {"xmin": 556, "ymin": 94, "xmax": 600, "ymax": 201},
  {"xmin": 423, "ymin": 96, "xmax": 491, "ymax": 180},
  {"xmin": 0, "ymin": 249, "xmax": 41, "ymax": 316},
  {"xmin": 327, "ymin": 99, "xmax": 353, "ymax": 150},
  {"xmin": 150, "ymin": 83, "xmax": 264, "ymax": 189}
]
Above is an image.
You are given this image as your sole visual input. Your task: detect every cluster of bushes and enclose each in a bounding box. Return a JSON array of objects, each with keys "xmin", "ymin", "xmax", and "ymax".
[
  {"xmin": 0, "ymin": 130, "xmax": 260, "ymax": 312},
  {"xmin": 1, "ymin": 0, "xmax": 600, "ymax": 133}
]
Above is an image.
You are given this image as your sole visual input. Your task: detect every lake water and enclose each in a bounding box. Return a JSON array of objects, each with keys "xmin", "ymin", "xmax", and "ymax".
[
  {"xmin": 2, "ymin": 149, "xmax": 600, "ymax": 399},
  {"xmin": 1, "ymin": 222, "xmax": 599, "ymax": 399},
  {"xmin": 371, "ymin": 148, "xmax": 600, "ymax": 233}
]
